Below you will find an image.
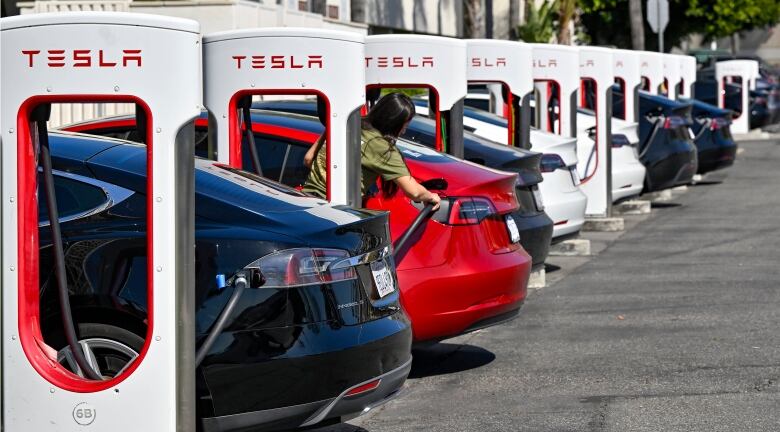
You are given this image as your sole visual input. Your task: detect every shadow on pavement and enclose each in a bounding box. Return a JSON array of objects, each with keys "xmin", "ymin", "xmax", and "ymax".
[
  {"xmin": 409, "ymin": 343, "xmax": 496, "ymax": 379},
  {"xmin": 545, "ymin": 263, "xmax": 562, "ymax": 273},
  {"xmin": 650, "ymin": 202, "xmax": 682, "ymax": 209},
  {"xmin": 692, "ymin": 180, "xmax": 723, "ymax": 186}
]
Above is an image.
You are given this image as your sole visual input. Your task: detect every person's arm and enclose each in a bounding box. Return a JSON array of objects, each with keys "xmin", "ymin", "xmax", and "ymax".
[
  {"xmin": 304, "ymin": 135, "xmax": 325, "ymax": 168},
  {"xmin": 394, "ymin": 176, "xmax": 441, "ymax": 210}
]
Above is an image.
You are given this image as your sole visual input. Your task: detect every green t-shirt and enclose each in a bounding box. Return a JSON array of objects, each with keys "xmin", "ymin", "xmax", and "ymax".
[{"xmin": 303, "ymin": 126, "xmax": 411, "ymax": 198}]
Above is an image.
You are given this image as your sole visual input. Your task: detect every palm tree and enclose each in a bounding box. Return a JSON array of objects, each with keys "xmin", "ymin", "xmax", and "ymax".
[
  {"xmin": 516, "ymin": 0, "xmax": 558, "ymax": 43},
  {"xmin": 557, "ymin": 0, "xmax": 577, "ymax": 45}
]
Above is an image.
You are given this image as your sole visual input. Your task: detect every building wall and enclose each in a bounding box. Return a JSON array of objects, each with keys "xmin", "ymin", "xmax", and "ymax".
[{"xmin": 351, "ymin": 0, "xmax": 462, "ymax": 37}]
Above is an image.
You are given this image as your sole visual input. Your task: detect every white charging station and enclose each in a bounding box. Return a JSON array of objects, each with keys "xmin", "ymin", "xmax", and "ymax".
[
  {"xmin": 613, "ymin": 49, "xmax": 642, "ymax": 123},
  {"xmin": 577, "ymin": 46, "xmax": 614, "ymax": 217},
  {"xmin": 466, "ymin": 39, "xmax": 533, "ymax": 148},
  {"xmin": 531, "ymin": 43, "xmax": 580, "ymax": 138},
  {"xmin": 203, "ymin": 28, "xmax": 365, "ymax": 206},
  {"xmin": 1, "ymin": 12, "xmax": 201, "ymax": 431},
  {"xmin": 662, "ymin": 54, "xmax": 682, "ymax": 100},
  {"xmin": 639, "ymin": 51, "xmax": 664, "ymax": 95},
  {"xmin": 748, "ymin": 61, "xmax": 760, "ymax": 91},
  {"xmin": 365, "ymin": 35, "xmax": 467, "ymax": 157},
  {"xmin": 678, "ymin": 54, "xmax": 697, "ymax": 98},
  {"xmin": 716, "ymin": 59, "xmax": 758, "ymax": 134}
]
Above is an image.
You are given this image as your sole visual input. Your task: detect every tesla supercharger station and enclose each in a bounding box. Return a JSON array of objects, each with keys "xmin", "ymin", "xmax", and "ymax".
[
  {"xmin": 639, "ymin": 51, "xmax": 664, "ymax": 95},
  {"xmin": 613, "ymin": 49, "xmax": 642, "ymax": 123},
  {"xmin": 466, "ymin": 39, "xmax": 534, "ymax": 149},
  {"xmin": 365, "ymin": 35, "xmax": 467, "ymax": 158},
  {"xmin": 716, "ymin": 60, "xmax": 758, "ymax": 134},
  {"xmin": 678, "ymin": 54, "xmax": 697, "ymax": 98},
  {"xmin": 577, "ymin": 47, "xmax": 614, "ymax": 217},
  {"xmin": 203, "ymin": 28, "xmax": 365, "ymax": 206},
  {"xmin": 531, "ymin": 43, "xmax": 580, "ymax": 138},
  {"xmin": 662, "ymin": 54, "xmax": 682, "ymax": 100},
  {"xmin": 1, "ymin": 13, "xmax": 200, "ymax": 431}
]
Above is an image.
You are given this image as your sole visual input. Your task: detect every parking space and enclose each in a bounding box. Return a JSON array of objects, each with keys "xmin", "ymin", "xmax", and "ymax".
[{"xmin": 317, "ymin": 138, "xmax": 780, "ymax": 432}]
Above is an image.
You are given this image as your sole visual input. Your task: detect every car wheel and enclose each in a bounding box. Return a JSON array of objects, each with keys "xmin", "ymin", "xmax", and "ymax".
[{"xmin": 56, "ymin": 323, "xmax": 144, "ymax": 380}]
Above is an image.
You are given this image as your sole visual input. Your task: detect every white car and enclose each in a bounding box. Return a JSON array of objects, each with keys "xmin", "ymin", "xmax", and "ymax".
[
  {"xmin": 416, "ymin": 102, "xmax": 587, "ymax": 240},
  {"xmin": 576, "ymin": 111, "xmax": 646, "ymax": 202}
]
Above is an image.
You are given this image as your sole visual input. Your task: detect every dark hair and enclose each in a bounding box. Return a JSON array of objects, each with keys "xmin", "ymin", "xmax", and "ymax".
[{"xmin": 366, "ymin": 92, "xmax": 416, "ymax": 141}]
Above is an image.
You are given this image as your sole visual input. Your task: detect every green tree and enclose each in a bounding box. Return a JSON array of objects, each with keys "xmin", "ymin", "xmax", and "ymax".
[{"xmin": 516, "ymin": 0, "xmax": 559, "ymax": 43}]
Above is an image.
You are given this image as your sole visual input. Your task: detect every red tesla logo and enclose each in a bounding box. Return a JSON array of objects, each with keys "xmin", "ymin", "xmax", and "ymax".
[
  {"xmin": 365, "ymin": 56, "xmax": 435, "ymax": 68},
  {"xmin": 615, "ymin": 61, "xmax": 624, "ymax": 68},
  {"xmin": 471, "ymin": 57, "xmax": 507, "ymax": 67},
  {"xmin": 533, "ymin": 59, "xmax": 558, "ymax": 68},
  {"xmin": 580, "ymin": 60, "xmax": 595, "ymax": 67},
  {"xmin": 231, "ymin": 55, "xmax": 324, "ymax": 69},
  {"xmin": 22, "ymin": 49, "xmax": 142, "ymax": 68}
]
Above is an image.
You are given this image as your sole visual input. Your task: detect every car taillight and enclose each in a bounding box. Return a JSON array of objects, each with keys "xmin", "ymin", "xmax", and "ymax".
[
  {"xmin": 244, "ymin": 248, "xmax": 356, "ymax": 288},
  {"xmin": 711, "ymin": 117, "xmax": 730, "ymax": 130},
  {"xmin": 611, "ymin": 134, "xmax": 631, "ymax": 148},
  {"xmin": 754, "ymin": 96, "xmax": 767, "ymax": 105},
  {"xmin": 663, "ymin": 116, "xmax": 688, "ymax": 129},
  {"xmin": 446, "ymin": 197, "xmax": 496, "ymax": 225},
  {"xmin": 540, "ymin": 153, "xmax": 567, "ymax": 173}
]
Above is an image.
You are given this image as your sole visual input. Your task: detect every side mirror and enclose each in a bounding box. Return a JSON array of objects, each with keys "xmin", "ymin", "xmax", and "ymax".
[{"xmin": 420, "ymin": 178, "xmax": 448, "ymax": 191}]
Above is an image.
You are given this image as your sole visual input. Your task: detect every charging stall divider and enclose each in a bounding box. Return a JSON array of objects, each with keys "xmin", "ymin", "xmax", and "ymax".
[
  {"xmin": 662, "ymin": 54, "xmax": 682, "ymax": 100},
  {"xmin": 1, "ymin": 13, "xmax": 201, "ymax": 431},
  {"xmin": 531, "ymin": 43, "xmax": 580, "ymax": 138},
  {"xmin": 364, "ymin": 35, "xmax": 467, "ymax": 158},
  {"xmin": 578, "ymin": 47, "xmax": 614, "ymax": 218},
  {"xmin": 465, "ymin": 39, "xmax": 534, "ymax": 149},
  {"xmin": 716, "ymin": 60, "xmax": 758, "ymax": 134},
  {"xmin": 678, "ymin": 54, "xmax": 697, "ymax": 99},
  {"xmin": 613, "ymin": 49, "xmax": 642, "ymax": 124},
  {"xmin": 203, "ymin": 28, "xmax": 366, "ymax": 207},
  {"xmin": 639, "ymin": 51, "xmax": 664, "ymax": 95}
]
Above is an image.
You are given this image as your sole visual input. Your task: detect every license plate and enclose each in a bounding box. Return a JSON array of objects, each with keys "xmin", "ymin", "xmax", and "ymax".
[
  {"xmin": 532, "ymin": 187, "xmax": 545, "ymax": 211},
  {"xmin": 569, "ymin": 167, "xmax": 581, "ymax": 186},
  {"xmin": 371, "ymin": 260, "xmax": 395, "ymax": 298},
  {"xmin": 505, "ymin": 215, "xmax": 521, "ymax": 243}
]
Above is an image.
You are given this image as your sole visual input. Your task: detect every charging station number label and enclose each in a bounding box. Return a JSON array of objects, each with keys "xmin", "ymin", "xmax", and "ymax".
[
  {"xmin": 73, "ymin": 402, "xmax": 97, "ymax": 426},
  {"xmin": 371, "ymin": 260, "xmax": 395, "ymax": 298},
  {"xmin": 505, "ymin": 215, "xmax": 521, "ymax": 243}
]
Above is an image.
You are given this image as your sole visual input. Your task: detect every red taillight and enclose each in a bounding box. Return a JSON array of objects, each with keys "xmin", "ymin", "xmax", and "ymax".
[
  {"xmin": 710, "ymin": 117, "xmax": 730, "ymax": 131},
  {"xmin": 663, "ymin": 116, "xmax": 688, "ymax": 129},
  {"xmin": 447, "ymin": 197, "xmax": 496, "ymax": 225},
  {"xmin": 345, "ymin": 379, "xmax": 381, "ymax": 397},
  {"xmin": 246, "ymin": 248, "xmax": 356, "ymax": 288}
]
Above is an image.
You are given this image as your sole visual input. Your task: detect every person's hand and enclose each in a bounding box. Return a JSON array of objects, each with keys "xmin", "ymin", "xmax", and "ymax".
[
  {"xmin": 427, "ymin": 193, "xmax": 441, "ymax": 211},
  {"xmin": 303, "ymin": 152, "xmax": 315, "ymax": 168}
]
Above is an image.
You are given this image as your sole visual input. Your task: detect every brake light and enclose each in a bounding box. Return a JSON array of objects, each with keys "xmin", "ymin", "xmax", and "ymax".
[
  {"xmin": 663, "ymin": 116, "xmax": 688, "ymax": 129},
  {"xmin": 345, "ymin": 379, "xmax": 381, "ymax": 397},
  {"xmin": 447, "ymin": 197, "xmax": 496, "ymax": 225},
  {"xmin": 540, "ymin": 154, "xmax": 567, "ymax": 173},
  {"xmin": 244, "ymin": 248, "xmax": 356, "ymax": 288},
  {"xmin": 611, "ymin": 134, "xmax": 631, "ymax": 148},
  {"xmin": 710, "ymin": 117, "xmax": 730, "ymax": 130}
]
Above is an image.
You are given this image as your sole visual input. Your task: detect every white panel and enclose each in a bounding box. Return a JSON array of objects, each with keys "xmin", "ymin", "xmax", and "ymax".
[
  {"xmin": 1, "ymin": 12, "xmax": 201, "ymax": 431},
  {"xmin": 716, "ymin": 60, "xmax": 757, "ymax": 133},
  {"xmin": 578, "ymin": 46, "xmax": 614, "ymax": 217},
  {"xmin": 203, "ymin": 28, "xmax": 365, "ymax": 206},
  {"xmin": 531, "ymin": 43, "xmax": 579, "ymax": 138},
  {"xmin": 639, "ymin": 51, "xmax": 664, "ymax": 95},
  {"xmin": 677, "ymin": 54, "xmax": 697, "ymax": 98},
  {"xmin": 662, "ymin": 54, "xmax": 681, "ymax": 100},
  {"xmin": 365, "ymin": 35, "xmax": 467, "ymax": 111},
  {"xmin": 613, "ymin": 49, "xmax": 641, "ymax": 123}
]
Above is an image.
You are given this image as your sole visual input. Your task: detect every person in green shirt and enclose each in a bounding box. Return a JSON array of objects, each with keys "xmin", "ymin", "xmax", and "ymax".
[{"xmin": 302, "ymin": 92, "xmax": 441, "ymax": 210}]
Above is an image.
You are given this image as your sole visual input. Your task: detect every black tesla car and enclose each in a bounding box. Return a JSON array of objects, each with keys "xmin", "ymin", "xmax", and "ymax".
[
  {"xmin": 251, "ymin": 100, "xmax": 554, "ymax": 272},
  {"xmin": 40, "ymin": 130, "xmax": 412, "ymax": 432},
  {"xmin": 685, "ymin": 99, "xmax": 738, "ymax": 174}
]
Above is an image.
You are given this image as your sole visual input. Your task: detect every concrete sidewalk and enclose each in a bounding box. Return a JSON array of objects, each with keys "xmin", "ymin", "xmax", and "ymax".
[{"xmin": 315, "ymin": 138, "xmax": 780, "ymax": 432}]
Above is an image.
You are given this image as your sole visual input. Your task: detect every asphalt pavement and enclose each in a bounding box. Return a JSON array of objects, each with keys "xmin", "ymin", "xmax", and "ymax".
[{"xmin": 315, "ymin": 138, "xmax": 780, "ymax": 432}]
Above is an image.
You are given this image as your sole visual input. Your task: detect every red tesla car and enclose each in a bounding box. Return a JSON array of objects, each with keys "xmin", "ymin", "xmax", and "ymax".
[{"xmin": 63, "ymin": 110, "xmax": 532, "ymax": 342}]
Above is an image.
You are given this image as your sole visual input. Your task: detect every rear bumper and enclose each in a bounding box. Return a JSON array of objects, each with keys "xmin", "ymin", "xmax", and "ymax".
[
  {"xmin": 510, "ymin": 209, "xmax": 553, "ymax": 270},
  {"xmin": 538, "ymin": 170, "xmax": 587, "ymax": 240},
  {"xmin": 696, "ymin": 144, "xmax": 737, "ymax": 174},
  {"xmin": 612, "ymin": 162, "xmax": 646, "ymax": 203},
  {"xmin": 644, "ymin": 149, "xmax": 698, "ymax": 192},
  {"xmin": 398, "ymin": 248, "xmax": 531, "ymax": 342}
]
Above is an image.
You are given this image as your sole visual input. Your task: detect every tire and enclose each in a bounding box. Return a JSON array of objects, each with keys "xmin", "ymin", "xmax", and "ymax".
[{"xmin": 57, "ymin": 323, "xmax": 145, "ymax": 379}]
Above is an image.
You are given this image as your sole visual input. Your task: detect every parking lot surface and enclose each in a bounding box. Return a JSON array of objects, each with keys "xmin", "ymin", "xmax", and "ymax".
[{"xmin": 315, "ymin": 138, "xmax": 780, "ymax": 432}]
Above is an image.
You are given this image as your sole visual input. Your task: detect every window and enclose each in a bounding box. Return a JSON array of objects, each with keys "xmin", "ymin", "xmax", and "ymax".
[
  {"xmin": 242, "ymin": 133, "xmax": 312, "ymax": 188},
  {"xmin": 38, "ymin": 174, "xmax": 109, "ymax": 224},
  {"xmin": 465, "ymin": 98, "xmax": 490, "ymax": 112}
]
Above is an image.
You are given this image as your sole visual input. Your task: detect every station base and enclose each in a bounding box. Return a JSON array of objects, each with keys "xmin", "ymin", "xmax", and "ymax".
[
  {"xmin": 671, "ymin": 185, "xmax": 688, "ymax": 193},
  {"xmin": 644, "ymin": 189, "xmax": 673, "ymax": 202},
  {"xmin": 614, "ymin": 200, "xmax": 651, "ymax": 215},
  {"xmin": 528, "ymin": 268, "xmax": 546, "ymax": 289},
  {"xmin": 583, "ymin": 217, "xmax": 625, "ymax": 232},
  {"xmin": 549, "ymin": 238, "xmax": 591, "ymax": 256}
]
